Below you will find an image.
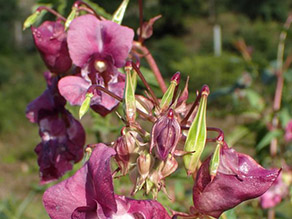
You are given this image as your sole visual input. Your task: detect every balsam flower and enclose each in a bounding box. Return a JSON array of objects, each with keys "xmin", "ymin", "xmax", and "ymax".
[
  {"xmin": 43, "ymin": 143, "xmax": 171, "ymax": 219},
  {"xmin": 58, "ymin": 14, "xmax": 134, "ymax": 116},
  {"xmin": 26, "ymin": 72, "xmax": 85, "ymax": 183},
  {"xmin": 192, "ymin": 144, "xmax": 280, "ymax": 218},
  {"xmin": 32, "ymin": 20, "xmax": 72, "ymax": 74}
]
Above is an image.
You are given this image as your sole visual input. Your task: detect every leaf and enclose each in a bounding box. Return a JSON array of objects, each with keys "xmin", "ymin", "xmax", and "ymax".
[
  {"xmin": 256, "ymin": 129, "xmax": 283, "ymax": 151},
  {"xmin": 245, "ymin": 89, "xmax": 265, "ymax": 111}
]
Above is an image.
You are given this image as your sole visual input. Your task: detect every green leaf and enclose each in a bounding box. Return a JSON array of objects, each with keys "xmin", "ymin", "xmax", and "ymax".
[
  {"xmin": 245, "ymin": 89, "xmax": 265, "ymax": 111},
  {"xmin": 256, "ymin": 129, "xmax": 283, "ymax": 151},
  {"xmin": 112, "ymin": 0, "xmax": 130, "ymax": 24}
]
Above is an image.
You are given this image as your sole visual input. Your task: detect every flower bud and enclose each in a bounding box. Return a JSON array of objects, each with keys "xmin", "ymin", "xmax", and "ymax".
[
  {"xmin": 137, "ymin": 153, "xmax": 153, "ymax": 179},
  {"xmin": 114, "ymin": 136, "xmax": 130, "ymax": 175},
  {"xmin": 160, "ymin": 72, "xmax": 181, "ymax": 112},
  {"xmin": 23, "ymin": 10, "xmax": 40, "ymax": 30},
  {"xmin": 209, "ymin": 143, "xmax": 221, "ymax": 181},
  {"xmin": 112, "ymin": 0, "xmax": 130, "ymax": 25},
  {"xmin": 183, "ymin": 85, "xmax": 209, "ymax": 175},
  {"xmin": 150, "ymin": 109, "xmax": 181, "ymax": 160},
  {"xmin": 158, "ymin": 155, "xmax": 178, "ymax": 179},
  {"xmin": 192, "ymin": 144, "xmax": 281, "ymax": 218}
]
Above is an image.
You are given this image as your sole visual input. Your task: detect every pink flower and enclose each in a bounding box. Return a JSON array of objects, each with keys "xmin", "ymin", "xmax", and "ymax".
[
  {"xmin": 192, "ymin": 145, "xmax": 280, "ymax": 218},
  {"xmin": 260, "ymin": 172, "xmax": 288, "ymax": 208},
  {"xmin": 32, "ymin": 21, "xmax": 72, "ymax": 74},
  {"xmin": 26, "ymin": 72, "xmax": 85, "ymax": 183},
  {"xmin": 43, "ymin": 143, "xmax": 171, "ymax": 219},
  {"xmin": 58, "ymin": 14, "xmax": 134, "ymax": 116}
]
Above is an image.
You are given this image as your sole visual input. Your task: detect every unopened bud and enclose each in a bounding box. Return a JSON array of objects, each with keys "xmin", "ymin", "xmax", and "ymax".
[
  {"xmin": 150, "ymin": 109, "xmax": 181, "ymax": 160},
  {"xmin": 183, "ymin": 85, "xmax": 209, "ymax": 175},
  {"xmin": 160, "ymin": 72, "xmax": 181, "ymax": 111},
  {"xmin": 137, "ymin": 153, "xmax": 153, "ymax": 179},
  {"xmin": 123, "ymin": 64, "xmax": 136, "ymax": 124},
  {"xmin": 159, "ymin": 155, "xmax": 178, "ymax": 179},
  {"xmin": 114, "ymin": 136, "xmax": 130, "ymax": 175},
  {"xmin": 112, "ymin": 0, "xmax": 130, "ymax": 24}
]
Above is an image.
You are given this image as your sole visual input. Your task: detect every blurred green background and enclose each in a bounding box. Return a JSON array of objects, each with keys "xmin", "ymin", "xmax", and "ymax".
[{"xmin": 1, "ymin": 0, "xmax": 292, "ymax": 218}]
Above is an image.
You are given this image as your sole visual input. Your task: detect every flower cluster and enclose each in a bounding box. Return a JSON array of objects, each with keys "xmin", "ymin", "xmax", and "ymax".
[{"xmin": 24, "ymin": 1, "xmax": 281, "ymax": 219}]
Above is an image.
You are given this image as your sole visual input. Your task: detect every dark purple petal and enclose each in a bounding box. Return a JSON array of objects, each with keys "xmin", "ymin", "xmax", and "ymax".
[
  {"xmin": 43, "ymin": 164, "xmax": 95, "ymax": 219},
  {"xmin": 67, "ymin": 14, "xmax": 134, "ymax": 68},
  {"xmin": 125, "ymin": 197, "xmax": 171, "ymax": 219},
  {"xmin": 58, "ymin": 76, "xmax": 90, "ymax": 105},
  {"xmin": 26, "ymin": 89, "xmax": 55, "ymax": 123},
  {"xmin": 43, "ymin": 143, "xmax": 116, "ymax": 218},
  {"xmin": 87, "ymin": 143, "xmax": 117, "ymax": 216},
  {"xmin": 32, "ymin": 21, "xmax": 72, "ymax": 74},
  {"xmin": 90, "ymin": 73, "xmax": 125, "ymax": 116},
  {"xmin": 192, "ymin": 145, "xmax": 281, "ymax": 218},
  {"xmin": 36, "ymin": 111, "xmax": 85, "ymax": 183}
]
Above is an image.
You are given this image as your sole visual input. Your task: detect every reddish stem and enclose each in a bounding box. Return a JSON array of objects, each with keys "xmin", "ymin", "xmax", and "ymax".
[
  {"xmin": 73, "ymin": 0, "xmax": 101, "ymax": 19},
  {"xmin": 207, "ymin": 127, "xmax": 225, "ymax": 142},
  {"xmin": 180, "ymin": 91, "xmax": 201, "ymax": 125},
  {"xmin": 37, "ymin": 6, "xmax": 66, "ymax": 21},
  {"xmin": 132, "ymin": 62, "xmax": 160, "ymax": 106},
  {"xmin": 133, "ymin": 42, "xmax": 167, "ymax": 92}
]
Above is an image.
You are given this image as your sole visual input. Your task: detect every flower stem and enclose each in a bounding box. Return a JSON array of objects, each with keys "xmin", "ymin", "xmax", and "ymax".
[
  {"xmin": 36, "ymin": 6, "xmax": 66, "ymax": 22},
  {"xmin": 180, "ymin": 91, "xmax": 201, "ymax": 125},
  {"xmin": 270, "ymin": 14, "xmax": 292, "ymax": 157},
  {"xmin": 133, "ymin": 42, "xmax": 167, "ymax": 92},
  {"xmin": 132, "ymin": 62, "xmax": 160, "ymax": 106},
  {"xmin": 73, "ymin": 0, "xmax": 101, "ymax": 19},
  {"xmin": 94, "ymin": 85, "xmax": 155, "ymax": 122}
]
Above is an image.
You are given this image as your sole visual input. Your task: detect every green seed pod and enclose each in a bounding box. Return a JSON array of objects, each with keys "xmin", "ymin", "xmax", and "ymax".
[
  {"xmin": 160, "ymin": 72, "xmax": 180, "ymax": 112},
  {"xmin": 183, "ymin": 85, "xmax": 209, "ymax": 175},
  {"xmin": 23, "ymin": 11, "xmax": 41, "ymax": 30},
  {"xmin": 79, "ymin": 93, "xmax": 93, "ymax": 119},
  {"xmin": 209, "ymin": 143, "xmax": 221, "ymax": 180},
  {"xmin": 123, "ymin": 61, "xmax": 136, "ymax": 124},
  {"xmin": 112, "ymin": 0, "xmax": 130, "ymax": 24}
]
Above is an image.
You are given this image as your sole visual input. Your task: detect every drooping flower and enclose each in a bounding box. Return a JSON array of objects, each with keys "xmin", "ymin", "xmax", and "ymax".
[
  {"xmin": 26, "ymin": 72, "xmax": 85, "ymax": 183},
  {"xmin": 285, "ymin": 120, "xmax": 292, "ymax": 142},
  {"xmin": 58, "ymin": 14, "xmax": 134, "ymax": 116},
  {"xmin": 192, "ymin": 144, "xmax": 280, "ymax": 218},
  {"xmin": 260, "ymin": 172, "xmax": 288, "ymax": 208},
  {"xmin": 43, "ymin": 143, "xmax": 171, "ymax": 219},
  {"xmin": 150, "ymin": 109, "xmax": 181, "ymax": 160},
  {"xmin": 32, "ymin": 20, "xmax": 72, "ymax": 74}
]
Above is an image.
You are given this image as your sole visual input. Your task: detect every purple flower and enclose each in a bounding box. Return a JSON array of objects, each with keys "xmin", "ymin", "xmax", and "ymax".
[
  {"xmin": 43, "ymin": 143, "xmax": 171, "ymax": 219},
  {"xmin": 58, "ymin": 14, "xmax": 134, "ymax": 116},
  {"xmin": 285, "ymin": 120, "xmax": 292, "ymax": 142},
  {"xmin": 150, "ymin": 109, "xmax": 181, "ymax": 160},
  {"xmin": 26, "ymin": 72, "xmax": 85, "ymax": 183},
  {"xmin": 260, "ymin": 172, "xmax": 288, "ymax": 208},
  {"xmin": 32, "ymin": 21, "xmax": 72, "ymax": 74},
  {"xmin": 192, "ymin": 145, "xmax": 280, "ymax": 218}
]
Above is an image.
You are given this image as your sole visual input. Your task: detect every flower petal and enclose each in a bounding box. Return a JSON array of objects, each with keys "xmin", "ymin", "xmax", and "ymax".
[
  {"xmin": 32, "ymin": 21, "xmax": 72, "ymax": 74},
  {"xmin": 58, "ymin": 76, "xmax": 89, "ymax": 105},
  {"xmin": 67, "ymin": 15, "xmax": 103, "ymax": 67},
  {"xmin": 193, "ymin": 146, "xmax": 281, "ymax": 218}
]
